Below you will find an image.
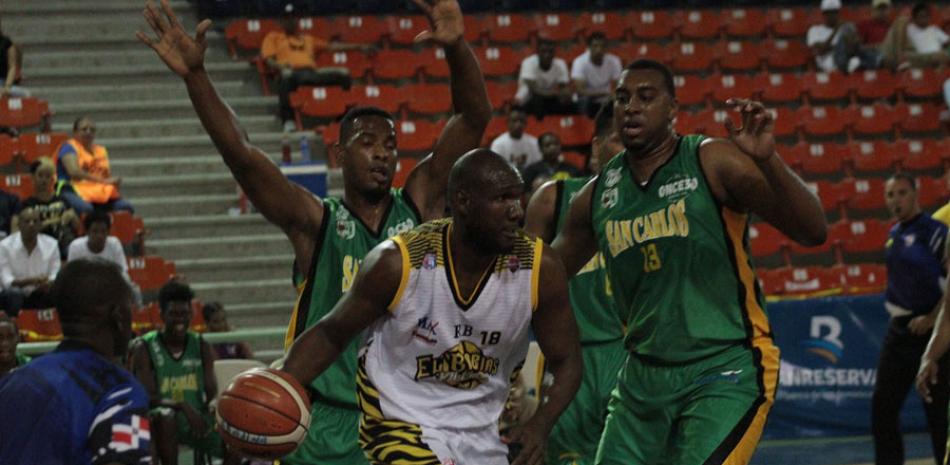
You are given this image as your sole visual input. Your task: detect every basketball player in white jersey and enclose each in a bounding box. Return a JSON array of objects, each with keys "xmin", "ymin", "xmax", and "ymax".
[{"xmin": 281, "ymin": 149, "xmax": 582, "ymax": 465}]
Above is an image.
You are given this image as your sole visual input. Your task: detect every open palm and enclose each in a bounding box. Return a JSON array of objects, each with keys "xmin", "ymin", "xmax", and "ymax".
[
  {"xmin": 724, "ymin": 98, "xmax": 776, "ymax": 162},
  {"xmin": 411, "ymin": 0, "xmax": 464, "ymax": 46},
  {"xmin": 137, "ymin": 0, "xmax": 211, "ymax": 77}
]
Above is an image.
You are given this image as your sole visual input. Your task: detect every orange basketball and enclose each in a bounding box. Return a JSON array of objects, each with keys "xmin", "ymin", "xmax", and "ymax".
[{"xmin": 216, "ymin": 368, "xmax": 311, "ymax": 459}]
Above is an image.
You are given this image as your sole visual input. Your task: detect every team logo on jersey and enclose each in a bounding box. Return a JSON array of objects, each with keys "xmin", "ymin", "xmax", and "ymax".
[
  {"xmin": 904, "ymin": 234, "xmax": 916, "ymax": 247},
  {"xmin": 604, "ymin": 168, "xmax": 622, "ymax": 188},
  {"xmin": 411, "ymin": 316, "xmax": 439, "ymax": 344},
  {"xmin": 109, "ymin": 414, "xmax": 150, "ymax": 453},
  {"xmin": 414, "ymin": 340, "xmax": 500, "ymax": 389},
  {"xmin": 507, "ymin": 255, "xmax": 520, "ymax": 272},
  {"xmin": 601, "ymin": 188, "xmax": 618, "ymax": 209},
  {"xmin": 423, "ymin": 252, "xmax": 437, "ymax": 270},
  {"xmin": 336, "ymin": 210, "xmax": 356, "ymax": 240},
  {"xmin": 658, "ymin": 176, "xmax": 699, "ymax": 201},
  {"xmin": 387, "ymin": 219, "xmax": 415, "ymax": 238}
]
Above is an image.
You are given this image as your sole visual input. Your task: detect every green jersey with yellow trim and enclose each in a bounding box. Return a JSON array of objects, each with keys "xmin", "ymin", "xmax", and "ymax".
[
  {"xmin": 555, "ymin": 178, "xmax": 624, "ymax": 343},
  {"xmin": 590, "ymin": 135, "xmax": 771, "ymax": 362},
  {"xmin": 142, "ymin": 330, "xmax": 206, "ymax": 410},
  {"xmin": 287, "ymin": 188, "xmax": 421, "ymax": 407}
]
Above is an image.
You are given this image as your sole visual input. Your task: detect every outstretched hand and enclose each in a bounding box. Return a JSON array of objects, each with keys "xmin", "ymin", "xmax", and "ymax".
[
  {"xmin": 724, "ymin": 98, "xmax": 776, "ymax": 163},
  {"xmin": 137, "ymin": 0, "xmax": 212, "ymax": 78},
  {"xmin": 411, "ymin": 0, "xmax": 464, "ymax": 46}
]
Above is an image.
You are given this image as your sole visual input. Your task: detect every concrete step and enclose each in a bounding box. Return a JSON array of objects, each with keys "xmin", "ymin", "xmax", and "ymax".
[
  {"xmin": 145, "ymin": 214, "xmax": 281, "ymax": 240},
  {"xmin": 190, "ymin": 278, "xmax": 297, "ymax": 308},
  {"xmin": 134, "ymin": 193, "xmax": 236, "ymax": 217},
  {"xmin": 33, "ymin": 80, "xmax": 256, "ymax": 107},
  {"xmin": 54, "ymin": 115, "xmax": 279, "ymax": 140},
  {"xmin": 175, "ymin": 254, "xmax": 294, "ymax": 282},
  {"xmin": 4, "ymin": 0, "xmax": 192, "ymax": 15},
  {"xmin": 148, "ymin": 233, "xmax": 292, "ymax": 260},
  {"xmin": 19, "ymin": 34, "xmax": 228, "ymax": 54},
  {"xmin": 94, "ymin": 131, "xmax": 288, "ymax": 159},
  {"xmin": 121, "ymin": 172, "xmax": 237, "ymax": 198},
  {"xmin": 51, "ymin": 95, "xmax": 277, "ymax": 123},
  {"xmin": 24, "ymin": 47, "xmax": 232, "ymax": 70},
  {"xmin": 112, "ymin": 155, "xmax": 249, "ymax": 178},
  {"xmin": 227, "ymin": 301, "xmax": 295, "ymax": 330},
  {"xmin": 5, "ymin": 12, "xmax": 201, "ymax": 40},
  {"xmin": 28, "ymin": 60, "xmax": 253, "ymax": 87}
]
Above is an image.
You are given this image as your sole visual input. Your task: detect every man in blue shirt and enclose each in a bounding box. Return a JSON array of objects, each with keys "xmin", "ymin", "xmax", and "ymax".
[
  {"xmin": 0, "ymin": 258, "xmax": 151, "ymax": 465},
  {"xmin": 874, "ymin": 173, "xmax": 949, "ymax": 465}
]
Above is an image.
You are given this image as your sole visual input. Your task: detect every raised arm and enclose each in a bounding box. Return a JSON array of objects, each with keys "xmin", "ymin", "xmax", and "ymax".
[
  {"xmin": 917, "ymin": 236, "xmax": 950, "ymax": 403},
  {"xmin": 504, "ymin": 243, "xmax": 581, "ymax": 465},
  {"xmin": 280, "ymin": 240, "xmax": 402, "ymax": 386},
  {"xmin": 551, "ymin": 178, "xmax": 598, "ymax": 277},
  {"xmin": 138, "ymin": 0, "xmax": 324, "ymax": 272},
  {"xmin": 703, "ymin": 99, "xmax": 827, "ymax": 246},
  {"xmin": 524, "ymin": 180, "xmax": 560, "ymax": 243},
  {"xmin": 403, "ymin": 0, "xmax": 491, "ymax": 220}
]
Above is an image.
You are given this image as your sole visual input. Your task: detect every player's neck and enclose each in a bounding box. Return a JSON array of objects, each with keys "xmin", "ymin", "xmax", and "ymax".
[
  {"xmin": 342, "ymin": 189, "xmax": 394, "ymax": 230},
  {"xmin": 623, "ymin": 134, "xmax": 678, "ymax": 185},
  {"xmin": 161, "ymin": 330, "xmax": 187, "ymax": 349},
  {"xmin": 448, "ymin": 224, "xmax": 496, "ymax": 278}
]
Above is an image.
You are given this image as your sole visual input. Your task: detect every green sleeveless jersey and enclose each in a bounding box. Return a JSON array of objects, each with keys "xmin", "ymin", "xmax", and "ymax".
[
  {"xmin": 555, "ymin": 178, "xmax": 624, "ymax": 343},
  {"xmin": 287, "ymin": 188, "xmax": 421, "ymax": 407},
  {"xmin": 591, "ymin": 135, "xmax": 771, "ymax": 363},
  {"xmin": 142, "ymin": 330, "xmax": 206, "ymax": 411}
]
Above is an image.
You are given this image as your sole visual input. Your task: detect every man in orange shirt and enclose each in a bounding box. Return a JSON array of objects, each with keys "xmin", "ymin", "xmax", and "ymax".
[{"xmin": 262, "ymin": 4, "xmax": 370, "ymax": 131}]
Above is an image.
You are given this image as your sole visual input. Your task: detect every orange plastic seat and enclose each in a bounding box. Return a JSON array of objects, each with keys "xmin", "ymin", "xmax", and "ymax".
[
  {"xmin": 898, "ymin": 139, "xmax": 944, "ymax": 172},
  {"xmin": 802, "ymin": 71, "xmax": 854, "ymax": 102},
  {"xmin": 853, "ymin": 69, "xmax": 899, "ymax": 100},
  {"xmin": 764, "ymin": 39, "xmax": 810, "ymax": 70},
  {"xmin": 17, "ymin": 308, "xmax": 63, "ymax": 342},
  {"xmin": 630, "ymin": 10, "xmax": 675, "ymax": 40},
  {"xmin": 350, "ymin": 84, "xmax": 405, "ymax": 114},
  {"xmin": 370, "ymin": 49, "xmax": 423, "ymax": 81},
  {"xmin": 314, "ymin": 50, "xmax": 371, "ymax": 79},
  {"xmin": 328, "ymin": 15, "xmax": 387, "ymax": 44},
  {"xmin": 486, "ymin": 13, "xmax": 535, "ymax": 43},
  {"xmin": 851, "ymin": 104, "xmax": 897, "ymax": 137},
  {"xmin": 749, "ymin": 222, "xmax": 787, "ymax": 258},
  {"xmin": 767, "ymin": 7, "xmax": 817, "ymax": 37},
  {"xmin": 676, "ymin": 9, "xmax": 723, "ymax": 40},
  {"xmin": 710, "ymin": 74, "xmax": 756, "ymax": 104},
  {"xmin": 536, "ymin": 13, "xmax": 580, "ymax": 41},
  {"xmin": 17, "ymin": 132, "xmax": 68, "ymax": 164},
  {"xmin": 0, "ymin": 97, "xmax": 49, "ymax": 129},
  {"xmin": 405, "ymin": 83, "xmax": 451, "ymax": 115},
  {"xmin": 722, "ymin": 8, "xmax": 768, "ymax": 37},
  {"xmin": 673, "ymin": 75, "xmax": 710, "ymax": 107},
  {"xmin": 384, "ymin": 15, "xmax": 429, "ymax": 46},
  {"xmin": 670, "ymin": 42, "xmax": 716, "ymax": 73},
  {"xmin": 717, "ymin": 41, "xmax": 762, "ymax": 72},
  {"xmin": 0, "ymin": 173, "xmax": 33, "ymax": 199},
  {"xmin": 224, "ymin": 19, "xmax": 282, "ymax": 58},
  {"xmin": 897, "ymin": 103, "xmax": 944, "ymax": 134},
  {"xmin": 755, "ymin": 73, "xmax": 803, "ymax": 104},
  {"xmin": 396, "ymin": 120, "xmax": 443, "ymax": 153},
  {"xmin": 844, "ymin": 178, "xmax": 887, "ymax": 212},
  {"xmin": 577, "ymin": 11, "xmax": 629, "ymax": 40}
]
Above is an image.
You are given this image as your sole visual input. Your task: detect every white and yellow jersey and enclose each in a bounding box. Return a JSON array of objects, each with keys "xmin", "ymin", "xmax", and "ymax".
[{"xmin": 357, "ymin": 218, "xmax": 541, "ymax": 432}]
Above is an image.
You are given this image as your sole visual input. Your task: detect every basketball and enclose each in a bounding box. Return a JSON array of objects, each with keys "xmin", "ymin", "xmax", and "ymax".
[{"xmin": 216, "ymin": 368, "xmax": 311, "ymax": 459}]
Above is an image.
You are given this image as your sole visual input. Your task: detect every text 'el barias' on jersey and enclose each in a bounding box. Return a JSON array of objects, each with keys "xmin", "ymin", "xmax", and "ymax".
[
  {"xmin": 414, "ymin": 341, "xmax": 500, "ymax": 389},
  {"xmin": 605, "ymin": 199, "xmax": 689, "ymax": 257}
]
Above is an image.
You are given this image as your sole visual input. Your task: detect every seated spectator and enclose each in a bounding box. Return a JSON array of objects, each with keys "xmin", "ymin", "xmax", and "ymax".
[
  {"xmin": 0, "ymin": 18, "xmax": 28, "ymax": 98},
  {"xmin": 832, "ymin": 0, "xmax": 895, "ymax": 71},
  {"xmin": 55, "ymin": 116, "xmax": 133, "ymax": 215},
  {"xmin": 515, "ymin": 38, "xmax": 575, "ymax": 119},
  {"xmin": 807, "ymin": 0, "xmax": 863, "ymax": 73},
  {"xmin": 203, "ymin": 302, "xmax": 253, "ymax": 360},
  {"xmin": 522, "ymin": 132, "xmax": 580, "ymax": 195},
  {"xmin": 0, "ymin": 207, "xmax": 59, "ymax": 318},
  {"xmin": 571, "ymin": 32, "xmax": 622, "ymax": 118},
  {"xmin": 0, "ymin": 187, "xmax": 20, "ymax": 241},
  {"xmin": 21, "ymin": 158, "xmax": 79, "ymax": 258},
  {"xmin": 67, "ymin": 210, "xmax": 142, "ymax": 305},
  {"xmin": 490, "ymin": 106, "xmax": 542, "ymax": 172},
  {"xmin": 0, "ymin": 315, "xmax": 28, "ymax": 376},
  {"xmin": 262, "ymin": 3, "xmax": 369, "ymax": 132},
  {"xmin": 904, "ymin": 2, "xmax": 949, "ymax": 67},
  {"xmin": 129, "ymin": 281, "xmax": 239, "ymax": 465}
]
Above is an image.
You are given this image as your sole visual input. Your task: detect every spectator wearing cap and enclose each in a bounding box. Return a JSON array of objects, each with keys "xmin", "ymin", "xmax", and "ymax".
[
  {"xmin": 261, "ymin": 3, "xmax": 371, "ymax": 132},
  {"xmin": 807, "ymin": 0, "xmax": 864, "ymax": 73},
  {"xmin": 571, "ymin": 32, "xmax": 622, "ymax": 119}
]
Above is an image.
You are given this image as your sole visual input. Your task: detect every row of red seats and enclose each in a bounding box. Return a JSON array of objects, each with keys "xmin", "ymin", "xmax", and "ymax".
[
  {"xmin": 780, "ymin": 139, "xmax": 948, "ymax": 176},
  {"xmin": 753, "ymin": 219, "xmax": 898, "ymax": 261},
  {"xmin": 226, "ymin": 5, "xmax": 950, "ymax": 54},
  {"xmin": 0, "ymin": 97, "xmax": 50, "ymax": 130},
  {"xmin": 811, "ymin": 177, "xmax": 947, "ymax": 217},
  {"xmin": 758, "ymin": 263, "xmax": 886, "ymax": 297},
  {"xmin": 0, "ymin": 132, "xmax": 68, "ymax": 166}
]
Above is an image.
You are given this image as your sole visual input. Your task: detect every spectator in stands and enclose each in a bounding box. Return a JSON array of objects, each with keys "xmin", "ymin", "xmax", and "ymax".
[
  {"xmin": 0, "ymin": 18, "xmax": 28, "ymax": 98},
  {"xmin": 807, "ymin": 0, "xmax": 863, "ymax": 73},
  {"xmin": 490, "ymin": 105, "xmax": 542, "ymax": 172},
  {"xmin": 0, "ymin": 188, "xmax": 20, "ymax": 241},
  {"xmin": 0, "ymin": 207, "xmax": 59, "ymax": 318},
  {"xmin": 262, "ymin": 3, "xmax": 370, "ymax": 132},
  {"xmin": 67, "ymin": 210, "xmax": 142, "ymax": 305},
  {"xmin": 0, "ymin": 315, "xmax": 27, "ymax": 377},
  {"xmin": 830, "ymin": 0, "xmax": 895, "ymax": 71},
  {"xmin": 55, "ymin": 116, "xmax": 134, "ymax": 215},
  {"xmin": 904, "ymin": 2, "xmax": 950, "ymax": 67},
  {"xmin": 522, "ymin": 132, "xmax": 580, "ymax": 195},
  {"xmin": 515, "ymin": 38, "xmax": 575, "ymax": 119},
  {"xmin": 571, "ymin": 32, "xmax": 622, "ymax": 118},
  {"xmin": 873, "ymin": 173, "xmax": 949, "ymax": 465},
  {"xmin": 203, "ymin": 301, "xmax": 253, "ymax": 360},
  {"xmin": 22, "ymin": 158, "xmax": 79, "ymax": 259},
  {"xmin": 129, "ymin": 280, "xmax": 238, "ymax": 465},
  {"xmin": 0, "ymin": 259, "xmax": 150, "ymax": 465}
]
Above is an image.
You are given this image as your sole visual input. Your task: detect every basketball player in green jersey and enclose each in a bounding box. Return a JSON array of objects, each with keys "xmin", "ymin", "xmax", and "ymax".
[
  {"xmin": 138, "ymin": 1, "xmax": 491, "ymax": 464},
  {"xmin": 524, "ymin": 103, "xmax": 625, "ymax": 465},
  {"xmin": 553, "ymin": 59, "xmax": 828, "ymax": 465}
]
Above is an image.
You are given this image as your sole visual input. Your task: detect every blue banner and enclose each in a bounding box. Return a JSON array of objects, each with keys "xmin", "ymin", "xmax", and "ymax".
[{"xmin": 764, "ymin": 294, "xmax": 927, "ymax": 439}]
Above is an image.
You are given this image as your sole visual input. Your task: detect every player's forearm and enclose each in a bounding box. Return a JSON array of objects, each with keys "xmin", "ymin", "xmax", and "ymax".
[
  {"xmin": 183, "ymin": 69, "xmax": 256, "ymax": 171},
  {"xmin": 755, "ymin": 154, "xmax": 827, "ymax": 246},
  {"xmin": 281, "ymin": 324, "xmax": 349, "ymax": 387},
  {"xmin": 443, "ymin": 39, "xmax": 491, "ymax": 127},
  {"xmin": 527, "ymin": 351, "xmax": 581, "ymax": 432}
]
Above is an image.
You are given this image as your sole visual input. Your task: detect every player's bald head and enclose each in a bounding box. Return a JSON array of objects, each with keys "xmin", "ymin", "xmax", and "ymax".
[
  {"xmin": 54, "ymin": 259, "xmax": 131, "ymax": 332},
  {"xmin": 447, "ymin": 149, "xmax": 523, "ymax": 200}
]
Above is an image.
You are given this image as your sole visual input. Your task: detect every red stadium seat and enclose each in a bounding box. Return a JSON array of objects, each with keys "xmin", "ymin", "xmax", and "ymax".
[
  {"xmin": 486, "ymin": 13, "xmax": 535, "ymax": 43},
  {"xmin": 687, "ymin": 109, "xmax": 732, "ymax": 138},
  {"xmin": 917, "ymin": 176, "xmax": 949, "ymax": 209},
  {"xmin": 539, "ymin": 115, "xmax": 595, "ymax": 147},
  {"xmin": 673, "ymin": 75, "xmax": 710, "ymax": 107},
  {"xmin": 419, "ymin": 48, "xmax": 450, "ymax": 79},
  {"xmin": 670, "ymin": 42, "xmax": 716, "ymax": 73},
  {"xmin": 755, "ymin": 73, "xmax": 803, "ymax": 104},
  {"xmin": 836, "ymin": 263, "xmax": 887, "ymax": 295},
  {"xmin": 370, "ymin": 49, "xmax": 423, "ymax": 80},
  {"xmin": 482, "ymin": 116, "xmax": 508, "ymax": 145},
  {"xmin": 849, "ymin": 140, "xmax": 898, "ymax": 173},
  {"xmin": 799, "ymin": 105, "xmax": 850, "ymax": 137},
  {"xmin": 462, "ymin": 15, "xmax": 489, "ymax": 43},
  {"xmin": 710, "ymin": 74, "xmax": 756, "ymax": 104},
  {"xmin": 315, "ymin": 50, "xmax": 371, "ymax": 79},
  {"xmin": 189, "ymin": 299, "xmax": 207, "ymax": 333},
  {"xmin": 296, "ymin": 17, "xmax": 332, "ymax": 41},
  {"xmin": 764, "ymin": 39, "xmax": 810, "ymax": 70},
  {"xmin": 17, "ymin": 309, "xmax": 63, "ymax": 342},
  {"xmin": 486, "ymin": 81, "xmax": 518, "ymax": 111},
  {"xmin": 477, "ymin": 46, "xmax": 526, "ymax": 77},
  {"xmin": 385, "ymin": 15, "xmax": 429, "ymax": 46},
  {"xmin": 405, "ymin": 83, "xmax": 451, "ymax": 115},
  {"xmin": 615, "ymin": 42, "xmax": 669, "ymax": 65},
  {"xmin": 396, "ymin": 120, "xmax": 443, "ymax": 152},
  {"xmin": 132, "ymin": 303, "xmax": 160, "ymax": 335},
  {"xmin": 897, "ymin": 103, "xmax": 945, "ymax": 134},
  {"xmin": 17, "ymin": 131, "xmax": 68, "ymax": 164},
  {"xmin": 802, "ymin": 71, "xmax": 854, "ymax": 102},
  {"xmin": 328, "ymin": 15, "xmax": 387, "ymax": 44},
  {"xmin": 717, "ymin": 41, "xmax": 763, "ymax": 72},
  {"xmin": 392, "ymin": 157, "xmax": 419, "ymax": 189},
  {"xmin": 0, "ymin": 97, "xmax": 49, "ymax": 129},
  {"xmin": 350, "ymin": 84, "xmax": 405, "ymax": 114},
  {"xmin": 844, "ymin": 178, "xmax": 887, "ymax": 212},
  {"xmin": 293, "ymin": 86, "xmax": 349, "ymax": 122},
  {"xmin": 577, "ymin": 12, "xmax": 629, "ymax": 40},
  {"xmin": 722, "ymin": 8, "xmax": 768, "ymax": 38},
  {"xmin": 0, "ymin": 135, "xmax": 16, "ymax": 166},
  {"xmin": 0, "ymin": 173, "xmax": 33, "ymax": 199},
  {"xmin": 900, "ymin": 68, "xmax": 945, "ymax": 99},
  {"xmin": 676, "ymin": 10, "xmax": 723, "ymax": 40},
  {"xmin": 749, "ymin": 222, "xmax": 788, "ymax": 258},
  {"xmin": 536, "ymin": 13, "xmax": 580, "ymax": 41},
  {"xmin": 562, "ymin": 151, "xmax": 586, "ymax": 171},
  {"xmin": 630, "ymin": 10, "xmax": 676, "ymax": 40},
  {"xmin": 768, "ymin": 7, "xmax": 817, "ymax": 37},
  {"xmin": 224, "ymin": 19, "xmax": 282, "ymax": 57},
  {"xmin": 807, "ymin": 180, "xmax": 846, "ymax": 214},
  {"xmin": 111, "ymin": 211, "xmax": 145, "ymax": 245},
  {"xmin": 898, "ymin": 139, "xmax": 944, "ymax": 171},
  {"xmin": 853, "ymin": 69, "xmax": 899, "ymax": 100},
  {"xmin": 128, "ymin": 256, "xmax": 174, "ymax": 292},
  {"xmin": 837, "ymin": 219, "xmax": 890, "ymax": 254},
  {"xmin": 760, "ymin": 267, "xmax": 843, "ymax": 296},
  {"xmin": 793, "ymin": 142, "xmax": 847, "ymax": 176},
  {"xmin": 851, "ymin": 104, "xmax": 896, "ymax": 137}
]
